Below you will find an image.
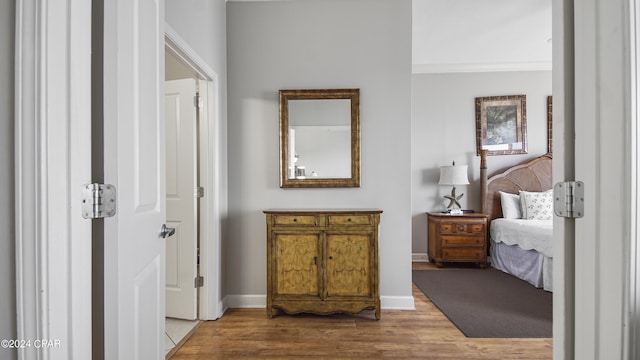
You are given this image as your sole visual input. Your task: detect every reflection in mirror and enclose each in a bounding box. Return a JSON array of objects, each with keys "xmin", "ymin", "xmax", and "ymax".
[
  {"xmin": 279, "ymin": 89, "xmax": 360, "ymax": 188},
  {"xmin": 289, "ymin": 99, "xmax": 351, "ymax": 178}
]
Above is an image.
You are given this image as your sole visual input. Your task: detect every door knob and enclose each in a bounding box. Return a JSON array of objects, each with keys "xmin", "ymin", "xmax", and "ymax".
[{"xmin": 160, "ymin": 224, "xmax": 176, "ymax": 239}]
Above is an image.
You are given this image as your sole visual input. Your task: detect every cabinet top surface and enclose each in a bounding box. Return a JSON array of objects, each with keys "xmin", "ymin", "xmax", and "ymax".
[
  {"xmin": 264, "ymin": 209, "xmax": 383, "ymax": 214},
  {"xmin": 427, "ymin": 212, "xmax": 488, "ymax": 218}
]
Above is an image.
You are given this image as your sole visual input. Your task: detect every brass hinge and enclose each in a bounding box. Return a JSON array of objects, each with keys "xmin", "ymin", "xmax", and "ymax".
[{"xmin": 553, "ymin": 181, "xmax": 584, "ymax": 218}]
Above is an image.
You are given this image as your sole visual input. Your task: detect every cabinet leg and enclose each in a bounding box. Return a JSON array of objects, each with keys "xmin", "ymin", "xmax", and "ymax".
[
  {"xmin": 375, "ymin": 308, "xmax": 381, "ymax": 320},
  {"xmin": 435, "ymin": 261, "xmax": 444, "ymax": 268}
]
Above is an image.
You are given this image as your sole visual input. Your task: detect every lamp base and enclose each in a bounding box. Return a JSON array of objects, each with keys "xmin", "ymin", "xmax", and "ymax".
[
  {"xmin": 444, "ymin": 186, "xmax": 464, "ymax": 210},
  {"xmin": 441, "ymin": 209, "xmax": 476, "ymax": 215}
]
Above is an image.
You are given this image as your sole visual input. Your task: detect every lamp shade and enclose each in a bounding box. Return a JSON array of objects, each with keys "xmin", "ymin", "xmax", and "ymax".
[{"xmin": 438, "ymin": 164, "xmax": 470, "ymax": 185}]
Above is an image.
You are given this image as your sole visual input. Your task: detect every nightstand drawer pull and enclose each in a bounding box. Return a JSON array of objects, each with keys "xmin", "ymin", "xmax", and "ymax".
[{"xmin": 458, "ymin": 225, "xmax": 465, "ymax": 232}]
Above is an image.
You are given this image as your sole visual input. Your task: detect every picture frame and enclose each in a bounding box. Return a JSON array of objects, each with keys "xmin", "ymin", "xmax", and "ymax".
[
  {"xmin": 475, "ymin": 95, "xmax": 527, "ymax": 156},
  {"xmin": 547, "ymin": 96, "xmax": 552, "ymax": 154}
]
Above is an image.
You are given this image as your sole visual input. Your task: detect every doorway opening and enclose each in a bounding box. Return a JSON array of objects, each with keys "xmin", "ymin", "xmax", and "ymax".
[{"xmin": 163, "ymin": 27, "xmax": 224, "ymax": 357}]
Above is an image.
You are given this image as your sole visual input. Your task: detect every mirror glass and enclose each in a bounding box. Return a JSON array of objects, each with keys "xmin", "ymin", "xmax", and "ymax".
[{"xmin": 279, "ymin": 89, "xmax": 360, "ymax": 188}]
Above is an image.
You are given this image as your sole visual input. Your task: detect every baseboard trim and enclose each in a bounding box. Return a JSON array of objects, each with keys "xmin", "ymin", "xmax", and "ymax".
[
  {"xmin": 226, "ymin": 294, "xmax": 266, "ymax": 309},
  {"xmin": 381, "ymin": 296, "xmax": 416, "ymax": 310},
  {"xmin": 412, "ymin": 253, "xmax": 429, "ymax": 262},
  {"xmin": 225, "ymin": 295, "xmax": 416, "ymax": 311}
]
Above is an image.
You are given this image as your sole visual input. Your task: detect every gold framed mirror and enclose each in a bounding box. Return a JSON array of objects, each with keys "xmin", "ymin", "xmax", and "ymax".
[{"xmin": 279, "ymin": 88, "xmax": 360, "ymax": 188}]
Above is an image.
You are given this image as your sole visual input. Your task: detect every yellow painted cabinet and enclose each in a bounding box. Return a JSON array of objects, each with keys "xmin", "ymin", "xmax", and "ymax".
[
  {"xmin": 265, "ymin": 210, "xmax": 382, "ymax": 320},
  {"xmin": 273, "ymin": 232, "xmax": 321, "ymax": 299},
  {"xmin": 326, "ymin": 233, "xmax": 372, "ymax": 298}
]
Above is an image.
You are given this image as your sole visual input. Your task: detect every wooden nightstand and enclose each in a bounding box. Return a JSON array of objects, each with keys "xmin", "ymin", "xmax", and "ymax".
[{"xmin": 427, "ymin": 212, "xmax": 488, "ymax": 268}]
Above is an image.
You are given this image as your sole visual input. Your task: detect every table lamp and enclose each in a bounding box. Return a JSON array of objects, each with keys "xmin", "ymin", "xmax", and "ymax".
[{"xmin": 438, "ymin": 161, "xmax": 469, "ymax": 215}]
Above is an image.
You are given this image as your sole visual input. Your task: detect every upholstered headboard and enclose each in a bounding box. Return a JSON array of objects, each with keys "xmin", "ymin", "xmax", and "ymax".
[{"xmin": 480, "ymin": 150, "xmax": 553, "ymax": 223}]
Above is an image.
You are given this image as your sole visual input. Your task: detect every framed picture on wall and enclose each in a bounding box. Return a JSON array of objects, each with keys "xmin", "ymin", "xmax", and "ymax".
[{"xmin": 475, "ymin": 95, "xmax": 527, "ymax": 156}]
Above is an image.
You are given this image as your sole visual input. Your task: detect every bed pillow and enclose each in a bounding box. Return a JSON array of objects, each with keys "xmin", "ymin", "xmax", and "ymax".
[
  {"xmin": 499, "ymin": 191, "xmax": 522, "ymax": 219},
  {"xmin": 519, "ymin": 190, "xmax": 554, "ymax": 220}
]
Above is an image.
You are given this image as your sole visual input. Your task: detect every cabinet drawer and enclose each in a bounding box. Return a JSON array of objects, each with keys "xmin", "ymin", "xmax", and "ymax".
[
  {"xmin": 328, "ymin": 215, "xmax": 372, "ymax": 226},
  {"xmin": 273, "ymin": 215, "xmax": 319, "ymax": 226},
  {"xmin": 442, "ymin": 248, "xmax": 485, "ymax": 259},
  {"xmin": 439, "ymin": 222, "xmax": 485, "ymax": 234},
  {"xmin": 442, "ymin": 235, "xmax": 484, "ymax": 247}
]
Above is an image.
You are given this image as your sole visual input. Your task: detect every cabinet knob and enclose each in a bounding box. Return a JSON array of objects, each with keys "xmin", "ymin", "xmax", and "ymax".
[
  {"xmin": 458, "ymin": 226, "xmax": 465, "ymax": 231},
  {"xmin": 293, "ymin": 218, "xmax": 297, "ymax": 222}
]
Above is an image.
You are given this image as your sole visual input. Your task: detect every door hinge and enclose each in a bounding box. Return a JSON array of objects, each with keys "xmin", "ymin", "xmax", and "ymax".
[
  {"xmin": 195, "ymin": 186, "xmax": 204, "ymax": 198},
  {"xmin": 82, "ymin": 183, "xmax": 117, "ymax": 219},
  {"xmin": 553, "ymin": 181, "xmax": 584, "ymax": 218},
  {"xmin": 194, "ymin": 94, "xmax": 202, "ymax": 109},
  {"xmin": 194, "ymin": 276, "xmax": 204, "ymax": 288}
]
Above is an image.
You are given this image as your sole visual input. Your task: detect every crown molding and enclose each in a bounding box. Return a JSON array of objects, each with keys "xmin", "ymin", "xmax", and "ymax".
[{"xmin": 413, "ymin": 61, "xmax": 552, "ymax": 74}]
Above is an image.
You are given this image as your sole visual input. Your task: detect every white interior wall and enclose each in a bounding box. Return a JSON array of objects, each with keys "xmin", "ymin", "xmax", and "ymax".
[
  {"xmin": 0, "ymin": 1, "xmax": 16, "ymax": 359},
  {"xmin": 226, "ymin": 0, "xmax": 414, "ymax": 307},
  {"xmin": 411, "ymin": 71, "xmax": 552, "ymax": 256}
]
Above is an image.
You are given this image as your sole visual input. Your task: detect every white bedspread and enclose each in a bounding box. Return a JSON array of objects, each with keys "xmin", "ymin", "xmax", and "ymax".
[{"xmin": 490, "ymin": 219, "xmax": 553, "ymax": 257}]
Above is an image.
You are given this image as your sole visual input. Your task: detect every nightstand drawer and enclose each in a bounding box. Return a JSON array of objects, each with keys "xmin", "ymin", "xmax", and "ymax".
[
  {"xmin": 442, "ymin": 248, "xmax": 485, "ymax": 260},
  {"xmin": 328, "ymin": 214, "xmax": 372, "ymax": 226},
  {"xmin": 442, "ymin": 235, "xmax": 484, "ymax": 247},
  {"xmin": 273, "ymin": 215, "xmax": 319, "ymax": 226},
  {"xmin": 440, "ymin": 222, "xmax": 485, "ymax": 234}
]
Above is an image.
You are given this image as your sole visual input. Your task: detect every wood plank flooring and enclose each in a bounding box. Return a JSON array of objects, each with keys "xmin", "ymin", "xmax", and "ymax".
[{"xmin": 171, "ymin": 263, "xmax": 552, "ymax": 359}]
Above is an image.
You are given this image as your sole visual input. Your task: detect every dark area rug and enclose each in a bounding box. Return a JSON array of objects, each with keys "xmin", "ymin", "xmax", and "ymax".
[{"xmin": 413, "ymin": 269, "xmax": 552, "ymax": 338}]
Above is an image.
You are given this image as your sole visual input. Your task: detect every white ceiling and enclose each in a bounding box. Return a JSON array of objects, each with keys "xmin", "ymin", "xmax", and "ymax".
[{"xmin": 412, "ymin": 0, "xmax": 552, "ymax": 73}]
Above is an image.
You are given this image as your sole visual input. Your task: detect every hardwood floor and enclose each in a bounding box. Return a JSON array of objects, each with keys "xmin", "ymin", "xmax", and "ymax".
[{"xmin": 171, "ymin": 263, "xmax": 552, "ymax": 359}]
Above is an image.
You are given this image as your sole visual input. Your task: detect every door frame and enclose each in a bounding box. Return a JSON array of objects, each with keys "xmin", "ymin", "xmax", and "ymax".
[
  {"xmin": 165, "ymin": 24, "xmax": 223, "ymax": 320},
  {"xmin": 551, "ymin": 0, "xmax": 575, "ymax": 358},
  {"xmin": 557, "ymin": 0, "xmax": 638, "ymax": 358},
  {"xmin": 14, "ymin": 0, "xmax": 93, "ymax": 358},
  {"xmin": 627, "ymin": 0, "xmax": 640, "ymax": 357}
]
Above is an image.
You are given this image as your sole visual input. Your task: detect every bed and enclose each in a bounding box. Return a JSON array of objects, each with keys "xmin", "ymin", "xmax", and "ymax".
[{"xmin": 479, "ymin": 150, "xmax": 553, "ymax": 291}]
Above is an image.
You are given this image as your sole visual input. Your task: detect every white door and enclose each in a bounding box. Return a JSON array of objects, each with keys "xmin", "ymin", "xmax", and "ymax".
[
  {"xmin": 102, "ymin": 0, "xmax": 166, "ymax": 359},
  {"xmin": 165, "ymin": 79, "xmax": 199, "ymax": 319}
]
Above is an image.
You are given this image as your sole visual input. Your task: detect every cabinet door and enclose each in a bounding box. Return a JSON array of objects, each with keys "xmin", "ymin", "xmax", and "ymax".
[
  {"xmin": 273, "ymin": 232, "xmax": 321, "ymax": 298},
  {"xmin": 326, "ymin": 233, "xmax": 372, "ymax": 298}
]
